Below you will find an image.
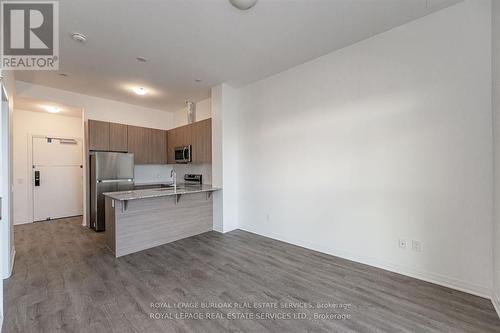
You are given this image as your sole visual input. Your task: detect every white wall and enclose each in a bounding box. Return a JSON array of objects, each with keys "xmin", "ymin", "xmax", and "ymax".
[
  {"xmin": 492, "ymin": 0, "xmax": 500, "ymax": 315},
  {"xmin": 1, "ymin": 69, "xmax": 16, "ymax": 328},
  {"xmin": 16, "ymin": 81, "xmax": 174, "ymax": 130},
  {"xmin": 212, "ymin": 85, "xmax": 239, "ymax": 233},
  {"xmin": 173, "ymin": 98, "xmax": 211, "ymax": 128},
  {"xmin": 12, "ymin": 110, "xmax": 83, "ymax": 225},
  {"xmin": 235, "ymin": 0, "xmax": 493, "ymax": 297}
]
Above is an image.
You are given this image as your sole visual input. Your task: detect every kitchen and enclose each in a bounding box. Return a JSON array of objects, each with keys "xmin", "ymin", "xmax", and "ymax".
[{"xmin": 88, "ymin": 105, "xmax": 219, "ymax": 256}]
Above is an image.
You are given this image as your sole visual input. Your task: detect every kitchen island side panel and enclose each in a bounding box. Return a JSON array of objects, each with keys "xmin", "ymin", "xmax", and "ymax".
[
  {"xmin": 113, "ymin": 193, "xmax": 213, "ymax": 257},
  {"xmin": 105, "ymin": 196, "xmax": 117, "ymax": 255}
]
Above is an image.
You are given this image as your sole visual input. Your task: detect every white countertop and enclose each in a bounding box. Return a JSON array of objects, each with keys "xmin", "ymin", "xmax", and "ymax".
[{"xmin": 103, "ymin": 184, "xmax": 220, "ymax": 201}]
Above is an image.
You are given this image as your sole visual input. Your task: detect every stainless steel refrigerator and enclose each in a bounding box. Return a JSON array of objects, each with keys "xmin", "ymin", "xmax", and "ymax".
[{"xmin": 90, "ymin": 152, "xmax": 134, "ymax": 231}]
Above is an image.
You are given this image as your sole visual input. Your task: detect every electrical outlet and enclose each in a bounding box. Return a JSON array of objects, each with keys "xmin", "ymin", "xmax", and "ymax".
[
  {"xmin": 412, "ymin": 240, "xmax": 422, "ymax": 252},
  {"xmin": 266, "ymin": 214, "xmax": 270, "ymax": 222},
  {"xmin": 398, "ymin": 238, "xmax": 407, "ymax": 249}
]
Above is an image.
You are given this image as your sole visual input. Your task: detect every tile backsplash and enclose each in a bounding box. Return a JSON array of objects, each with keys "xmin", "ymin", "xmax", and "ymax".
[
  {"xmin": 173, "ymin": 163, "xmax": 212, "ymax": 184},
  {"xmin": 134, "ymin": 164, "xmax": 212, "ymax": 185}
]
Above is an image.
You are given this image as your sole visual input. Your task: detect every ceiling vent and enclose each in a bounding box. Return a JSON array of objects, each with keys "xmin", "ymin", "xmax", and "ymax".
[{"xmin": 186, "ymin": 101, "xmax": 196, "ymax": 124}]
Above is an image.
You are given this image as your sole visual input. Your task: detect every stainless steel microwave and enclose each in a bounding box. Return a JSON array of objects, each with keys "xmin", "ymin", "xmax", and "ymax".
[{"xmin": 175, "ymin": 145, "xmax": 192, "ymax": 163}]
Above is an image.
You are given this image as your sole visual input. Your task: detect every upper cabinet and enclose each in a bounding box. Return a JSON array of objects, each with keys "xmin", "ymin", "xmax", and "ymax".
[
  {"xmin": 109, "ymin": 123, "xmax": 128, "ymax": 152},
  {"xmin": 88, "ymin": 120, "xmax": 110, "ymax": 151},
  {"xmin": 150, "ymin": 128, "xmax": 168, "ymax": 164},
  {"xmin": 127, "ymin": 125, "xmax": 151, "ymax": 164},
  {"xmin": 88, "ymin": 120, "xmax": 129, "ymax": 152},
  {"xmin": 128, "ymin": 125, "xmax": 167, "ymax": 165},
  {"xmin": 88, "ymin": 118, "xmax": 211, "ymax": 165},
  {"xmin": 167, "ymin": 124, "xmax": 192, "ymax": 164},
  {"xmin": 191, "ymin": 119, "xmax": 212, "ymax": 164},
  {"xmin": 167, "ymin": 119, "xmax": 211, "ymax": 164}
]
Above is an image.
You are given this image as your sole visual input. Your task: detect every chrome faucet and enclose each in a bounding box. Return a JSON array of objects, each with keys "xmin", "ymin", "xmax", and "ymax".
[{"xmin": 171, "ymin": 169, "xmax": 177, "ymax": 191}]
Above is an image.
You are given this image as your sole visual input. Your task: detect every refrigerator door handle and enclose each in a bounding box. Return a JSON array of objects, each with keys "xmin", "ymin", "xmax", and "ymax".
[{"xmin": 97, "ymin": 179, "xmax": 133, "ymax": 184}]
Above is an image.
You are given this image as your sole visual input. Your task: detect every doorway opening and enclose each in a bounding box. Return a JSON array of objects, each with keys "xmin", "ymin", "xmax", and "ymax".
[
  {"xmin": 1, "ymin": 82, "xmax": 13, "ymax": 281},
  {"xmin": 12, "ymin": 98, "xmax": 84, "ymax": 225}
]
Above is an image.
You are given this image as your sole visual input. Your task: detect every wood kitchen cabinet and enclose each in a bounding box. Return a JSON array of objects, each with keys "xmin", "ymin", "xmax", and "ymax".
[
  {"xmin": 128, "ymin": 126, "xmax": 167, "ymax": 164},
  {"xmin": 109, "ymin": 123, "xmax": 128, "ymax": 152},
  {"xmin": 88, "ymin": 118, "xmax": 211, "ymax": 164},
  {"xmin": 167, "ymin": 119, "xmax": 211, "ymax": 164},
  {"xmin": 88, "ymin": 120, "xmax": 129, "ymax": 152},
  {"xmin": 127, "ymin": 125, "xmax": 150, "ymax": 164},
  {"xmin": 167, "ymin": 124, "xmax": 192, "ymax": 164},
  {"xmin": 88, "ymin": 120, "xmax": 110, "ymax": 151},
  {"xmin": 167, "ymin": 127, "xmax": 179, "ymax": 164},
  {"xmin": 150, "ymin": 129, "xmax": 168, "ymax": 164},
  {"xmin": 191, "ymin": 118, "xmax": 212, "ymax": 163}
]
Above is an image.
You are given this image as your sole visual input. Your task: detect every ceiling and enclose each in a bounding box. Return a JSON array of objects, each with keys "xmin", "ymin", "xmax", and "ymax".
[
  {"xmin": 15, "ymin": 0, "xmax": 462, "ymax": 112},
  {"xmin": 15, "ymin": 97, "xmax": 82, "ymax": 118}
]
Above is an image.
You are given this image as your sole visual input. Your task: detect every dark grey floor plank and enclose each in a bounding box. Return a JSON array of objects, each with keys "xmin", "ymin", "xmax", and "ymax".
[{"xmin": 3, "ymin": 217, "xmax": 500, "ymax": 333}]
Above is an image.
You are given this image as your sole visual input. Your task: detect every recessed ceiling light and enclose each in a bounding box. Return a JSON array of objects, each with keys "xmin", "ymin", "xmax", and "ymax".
[
  {"xmin": 42, "ymin": 105, "xmax": 61, "ymax": 113},
  {"xmin": 132, "ymin": 87, "xmax": 148, "ymax": 96},
  {"xmin": 71, "ymin": 32, "xmax": 87, "ymax": 43},
  {"xmin": 136, "ymin": 57, "xmax": 147, "ymax": 63}
]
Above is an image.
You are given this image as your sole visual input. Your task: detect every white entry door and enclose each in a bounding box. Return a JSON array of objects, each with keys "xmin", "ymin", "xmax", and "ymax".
[{"xmin": 33, "ymin": 137, "xmax": 83, "ymax": 222}]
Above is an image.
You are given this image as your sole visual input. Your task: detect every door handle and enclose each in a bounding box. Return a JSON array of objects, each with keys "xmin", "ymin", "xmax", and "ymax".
[{"xmin": 35, "ymin": 171, "xmax": 40, "ymax": 186}]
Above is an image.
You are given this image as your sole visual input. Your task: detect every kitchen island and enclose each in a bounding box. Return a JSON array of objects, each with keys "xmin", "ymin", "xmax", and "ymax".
[{"xmin": 103, "ymin": 184, "xmax": 220, "ymax": 257}]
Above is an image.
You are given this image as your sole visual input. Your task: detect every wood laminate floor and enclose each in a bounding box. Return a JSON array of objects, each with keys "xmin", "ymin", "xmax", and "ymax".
[{"xmin": 3, "ymin": 217, "xmax": 500, "ymax": 332}]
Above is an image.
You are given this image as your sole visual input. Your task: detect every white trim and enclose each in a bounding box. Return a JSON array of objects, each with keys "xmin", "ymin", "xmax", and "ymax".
[
  {"xmin": 2, "ymin": 248, "xmax": 15, "ymax": 280},
  {"xmin": 7, "ymin": 248, "xmax": 14, "ymax": 279},
  {"xmin": 492, "ymin": 292, "xmax": 500, "ymax": 319},
  {"xmin": 238, "ymin": 226, "xmax": 492, "ymax": 299}
]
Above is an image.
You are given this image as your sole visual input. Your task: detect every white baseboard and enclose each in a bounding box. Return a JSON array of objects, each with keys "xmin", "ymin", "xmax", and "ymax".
[
  {"xmin": 10, "ymin": 248, "xmax": 15, "ymax": 275},
  {"xmin": 13, "ymin": 219, "xmax": 32, "ymax": 225},
  {"xmin": 2, "ymin": 248, "xmax": 15, "ymax": 280},
  {"xmin": 492, "ymin": 292, "xmax": 500, "ymax": 319},
  {"xmin": 238, "ymin": 226, "xmax": 491, "ymax": 299}
]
